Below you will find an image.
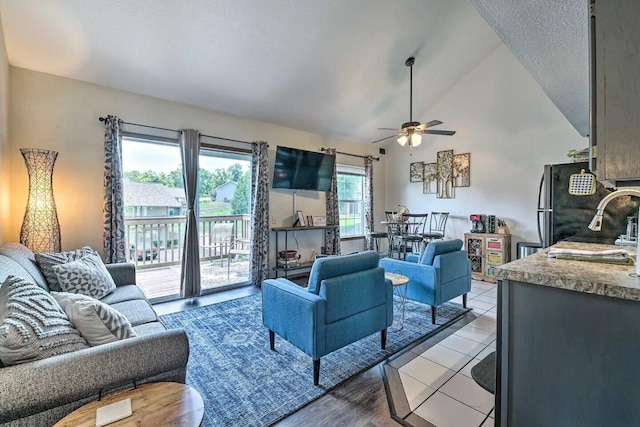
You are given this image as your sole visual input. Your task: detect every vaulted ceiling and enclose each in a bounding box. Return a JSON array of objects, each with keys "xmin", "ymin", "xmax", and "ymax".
[{"xmin": 0, "ymin": 0, "xmax": 588, "ymax": 143}]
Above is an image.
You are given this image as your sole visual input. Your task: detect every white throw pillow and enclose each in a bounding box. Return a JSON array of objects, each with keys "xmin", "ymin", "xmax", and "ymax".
[
  {"xmin": 51, "ymin": 292, "xmax": 136, "ymax": 346},
  {"xmin": 52, "ymin": 252, "xmax": 116, "ymax": 299},
  {"xmin": 0, "ymin": 276, "xmax": 88, "ymax": 366}
]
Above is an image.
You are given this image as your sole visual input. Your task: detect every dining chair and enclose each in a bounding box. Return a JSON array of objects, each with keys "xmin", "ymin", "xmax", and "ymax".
[
  {"xmin": 365, "ymin": 211, "xmax": 388, "ymax": 255},
  {"xmin": 422, "ymin": 212, "xmax": 449, "ymax": 242},
  {"xmin": 400, "ymin": 213, "xmax": 429, "ymax": 256}
]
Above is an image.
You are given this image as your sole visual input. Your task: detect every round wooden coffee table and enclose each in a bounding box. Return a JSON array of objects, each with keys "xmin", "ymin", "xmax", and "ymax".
[{"xmin": 54, "ymin": 382, "xmax": 204, "ymax": 427}]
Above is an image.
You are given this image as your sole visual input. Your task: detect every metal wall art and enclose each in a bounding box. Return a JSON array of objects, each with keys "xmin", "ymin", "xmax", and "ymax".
[
  {"xmin": 423, "ymin": 163, "xmax": 438, "ymax": 194},
  {"xmin": 409, "ymin": 162, "xmax": 424, "ymax": 182},
  {"xmin": 412, "ymin": 150, "xmax": 471, "ymax": 199}
]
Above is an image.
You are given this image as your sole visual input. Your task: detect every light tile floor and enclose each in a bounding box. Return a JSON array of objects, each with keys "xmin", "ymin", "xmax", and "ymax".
[{"xmin": 396, "ymin": 279, "xmax": 497, "ymax": 426}]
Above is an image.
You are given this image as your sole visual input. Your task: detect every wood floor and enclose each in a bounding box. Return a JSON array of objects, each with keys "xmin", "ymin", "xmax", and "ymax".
[{"xmin": 274, "ymin": 364, "xmax": 400, "ymax": 427}]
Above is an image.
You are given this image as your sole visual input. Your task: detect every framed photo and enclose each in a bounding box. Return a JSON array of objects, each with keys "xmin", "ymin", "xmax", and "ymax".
[
  {"xmin": 307, "ymin": 215, "xmax": 313, "ymax": 227},
  {"xmin": 410, "ymin": 162, "xmax": 424, "ymax": 182},
  {"xmin": 313, "ymin": 216, "xmax": 327, "ymax": 226},
  {"xmin": 295, "ymin": 210, "xmax": 306, "ymax": 227}
]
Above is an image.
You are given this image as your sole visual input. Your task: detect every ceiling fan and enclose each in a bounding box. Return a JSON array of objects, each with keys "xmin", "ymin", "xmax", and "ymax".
[{"xmin": 371, "ymin": 56, "xmax": 456, "ymax": 147}]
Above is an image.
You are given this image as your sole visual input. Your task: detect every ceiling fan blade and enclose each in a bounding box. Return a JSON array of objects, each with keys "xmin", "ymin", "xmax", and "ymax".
[
  {"xmin": 423, "ymin": 129, "xmax": 456, "ymax": 136},
  {"xmin": 377, "ymin": 127, "xmax": 400, "ymax": 131},
  {"xmin": 370, "ymin": 134, "xmax": 397, "ymax": 144},
  {"xmin": 424, "ymin": 120, "xmax": 443, "ymax": 128}
]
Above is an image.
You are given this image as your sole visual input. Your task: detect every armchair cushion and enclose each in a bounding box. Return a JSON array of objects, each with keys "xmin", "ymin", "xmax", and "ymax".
[
  {"xmin": 307, "ymin": 250, "xmax": 379, "ymax": 295},
  {"xmin": 420, "ymin": 239, "xmax": 463, "ymax": 265}
]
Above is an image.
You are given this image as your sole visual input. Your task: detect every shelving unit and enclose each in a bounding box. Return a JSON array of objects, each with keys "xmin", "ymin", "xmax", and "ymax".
[
  {"xmin": 271, "ymin": 225, "xmax": 338, "ymax": 278},
  {"xmin": 464, "ymin": 233, "xmax": 511, "ymax": 283}
]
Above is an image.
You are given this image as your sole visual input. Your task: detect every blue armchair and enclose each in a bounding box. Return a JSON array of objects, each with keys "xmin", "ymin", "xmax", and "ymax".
[
  {"xmin": 262, "ymin": 251, "xmax": 393, "ymax": 385},
  {"xmin": 379, "ymin": 239, "xmax": 471, "ymax": 324}
]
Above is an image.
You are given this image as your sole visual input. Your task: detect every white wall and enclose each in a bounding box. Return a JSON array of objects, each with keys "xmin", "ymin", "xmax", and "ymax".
[
  {"xmin": 7, "ymin": 67, "xmax": 385, "ymax": 264},
  {"xmin": 385, "ymin": 45, "xmax": 587, "ymax": 259},
  {"xmin": 0, "ymin": 15, "xmax": 10, "ymax": 244}
]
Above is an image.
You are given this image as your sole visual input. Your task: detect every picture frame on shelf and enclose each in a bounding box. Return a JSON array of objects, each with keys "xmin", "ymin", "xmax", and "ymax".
[
  {"xmin": 313, "ymin": 216, "xmax": 327, "ymax": 226},
  {"xmin": 295, "ymin": 210, "xmax": 306, "ymax": 227},
  {"xmin": 307, "ymin": 215, "xmax": 313, "ymax": 227}
]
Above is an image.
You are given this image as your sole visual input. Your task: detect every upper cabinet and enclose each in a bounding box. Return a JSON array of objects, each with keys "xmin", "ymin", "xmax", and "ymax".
[{"xmin": 591, "ymin": 0, "xmax": 640, "ymax": 187}]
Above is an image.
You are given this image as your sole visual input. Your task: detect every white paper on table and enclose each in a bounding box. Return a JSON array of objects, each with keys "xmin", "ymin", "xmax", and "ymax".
[{"xmin": 95, "ymin": 397, "xmax": 132, "ymax": 427}]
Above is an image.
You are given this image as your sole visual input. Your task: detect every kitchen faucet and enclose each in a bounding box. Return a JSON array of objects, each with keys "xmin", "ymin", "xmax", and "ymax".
[{"xmin": 588, "ymin": 188, "xmax": 640, "ymax": 276}]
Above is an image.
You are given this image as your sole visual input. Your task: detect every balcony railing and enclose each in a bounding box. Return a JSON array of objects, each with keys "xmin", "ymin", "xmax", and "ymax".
[{"xmin": 125, "ymin": 214, "xmax": 251, "ymax": 269}]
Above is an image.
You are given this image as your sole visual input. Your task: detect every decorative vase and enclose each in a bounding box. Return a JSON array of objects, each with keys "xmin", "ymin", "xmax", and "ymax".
[{"xmin": 19, "ymin": 148, "xmax": 61, "ymax": 253}]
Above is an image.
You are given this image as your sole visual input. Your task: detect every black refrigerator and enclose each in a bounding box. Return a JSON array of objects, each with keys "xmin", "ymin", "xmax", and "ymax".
[{"xmin": 538, "ymin": 162, "xmax": 638, "ymax": 247}]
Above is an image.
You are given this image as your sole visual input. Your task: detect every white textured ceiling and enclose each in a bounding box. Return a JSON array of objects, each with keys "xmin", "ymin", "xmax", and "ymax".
[
  {"xmin": 0, "ymin": 1, "xmax": 508, "ymax": 144},
  {"xmin": 470, "ymin": 0, "xmax": 589, "ymax": 137}
]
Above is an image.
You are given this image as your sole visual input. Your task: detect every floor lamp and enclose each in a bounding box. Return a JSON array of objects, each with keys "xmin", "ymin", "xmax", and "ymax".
[{"xmin": 19, "ymin": 148, "xmax": 61, "ymax": 253}]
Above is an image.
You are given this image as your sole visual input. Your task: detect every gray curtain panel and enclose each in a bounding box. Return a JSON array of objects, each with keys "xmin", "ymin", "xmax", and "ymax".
[
  {"xmin": 249, "ymin": 141, "xmax": 269, "ymax": 286},
  {"xmin": 103, "ymin": 115, "xmax": 128, "ymax": 263},
  {"xmin": 364, "ymin": 155, "xmax": 374, "ymax": 250},
  {"xmin": 324, "ymin": 148, "xmax": 341, "ymax": 255},
  {"xmin": 179, "ymin": 129, "xmax": 202, "ymax": 299}
]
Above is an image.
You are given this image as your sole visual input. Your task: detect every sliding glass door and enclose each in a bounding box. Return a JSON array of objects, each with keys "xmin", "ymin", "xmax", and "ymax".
[{"xmin": 121, "ymin": 136, "xmax": 252, "ymax": 301}]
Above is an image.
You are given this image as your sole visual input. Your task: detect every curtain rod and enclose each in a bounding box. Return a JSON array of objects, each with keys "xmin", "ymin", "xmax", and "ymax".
[
  {"xmin": 98, "ymin": 117, "xmax": 253, "ymax": 145},
  {"xmin": 320, "ymin": 147, "xmax": 380, "ymax": 161}
]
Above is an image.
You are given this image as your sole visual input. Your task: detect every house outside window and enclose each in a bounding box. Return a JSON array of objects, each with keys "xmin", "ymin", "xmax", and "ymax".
[{"xmin": 337, "ymin": 164, "xmax": 365, "ymax": 237}]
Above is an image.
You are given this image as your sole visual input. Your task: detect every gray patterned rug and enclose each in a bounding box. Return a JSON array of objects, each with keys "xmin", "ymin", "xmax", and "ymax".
[{"xmin": 160, "ymin": 293, "xmax": 469, "ymax": 427}]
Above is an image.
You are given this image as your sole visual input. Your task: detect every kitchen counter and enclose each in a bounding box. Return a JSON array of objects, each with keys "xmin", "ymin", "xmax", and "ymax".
[
  {"xmin": 494, "ymin": 241, "xmax": 640, "ymax": 302},
  {"xmin": 494, "ymin": 241, "xmax": 640, "ymax": 427}
]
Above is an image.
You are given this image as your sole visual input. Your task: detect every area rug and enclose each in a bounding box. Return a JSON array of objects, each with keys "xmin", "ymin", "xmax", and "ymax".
[{"xmin": 159, "ymin": 293, "xmax": 469, "ymax": 427}]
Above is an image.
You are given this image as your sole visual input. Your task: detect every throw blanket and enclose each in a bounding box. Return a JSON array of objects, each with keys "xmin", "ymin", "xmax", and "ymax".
[{"xmin": 548, "ymin": 248, "xmax": 635, "ymax": 265}]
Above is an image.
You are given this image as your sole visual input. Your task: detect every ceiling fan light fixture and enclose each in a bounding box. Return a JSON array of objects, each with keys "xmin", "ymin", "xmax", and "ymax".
[
  {"xmin": 410, "ymin": 132, "xmax": 422, "ymax": 147},
  {"xmin": 397, "ymin": 135, "xmax": 408, "ymax": 146}
]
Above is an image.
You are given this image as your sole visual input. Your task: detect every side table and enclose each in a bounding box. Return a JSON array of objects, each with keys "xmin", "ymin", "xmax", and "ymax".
[
  {"xmin": 54, "ymin": 382, "xmax": 204, "ymax": 427},
  {"xmin": 385, "ymin": 272, "xmax": 409, "ymax": 332}
]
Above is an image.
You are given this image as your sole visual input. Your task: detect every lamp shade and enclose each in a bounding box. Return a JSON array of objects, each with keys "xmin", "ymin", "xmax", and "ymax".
[
  {"xmin": 410, "ymin": 133, "xmax": 422, "ymax": 147},
  {"xmin": 397, "ymin": 135, "xmax": 408, "ymax": 146},
  {"xmin": 19, "ymin": 148, "xmax": 61, "ymax": 253}
]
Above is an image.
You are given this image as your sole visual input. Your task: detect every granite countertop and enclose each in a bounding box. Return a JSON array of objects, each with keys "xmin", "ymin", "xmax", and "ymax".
[{"xmin": 494, "ymin": 241, "xmax": 640, "ymax": 302}]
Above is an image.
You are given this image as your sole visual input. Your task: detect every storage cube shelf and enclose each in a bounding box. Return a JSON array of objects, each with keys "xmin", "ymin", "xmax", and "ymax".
[{"xmin": 464, "ymin": 233, "xmax": 511, "ymax": 283}]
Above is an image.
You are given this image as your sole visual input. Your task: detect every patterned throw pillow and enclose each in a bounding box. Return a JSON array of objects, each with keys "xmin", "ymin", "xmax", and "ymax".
[
  {"xmin": 52, "ymin": 253, "xmax": 116, "ymax": 299},
  {"xmin": 51, "ymin": 292, "xmax": 136, "ymax": 346},
  {"xmin": 35, "ymin": 246, "xmax": 94, "ymax": 292},
  {"xmin": 0, "ymin": 276, "xmax": 88, "ymax": 366}
]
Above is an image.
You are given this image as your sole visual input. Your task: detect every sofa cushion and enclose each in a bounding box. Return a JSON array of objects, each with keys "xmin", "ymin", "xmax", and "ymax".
[
  {"xmin": 0, "ymin": 276, "xmax": 88, "ymax": 366},
  {"xmin": 52, "ymin": 252, "xmax": 116, "ymax": 299},
  {"xmin": 0, "ymin": 255, "xmax": 33, "ymax": 285},
  {"xmin": 133, "ymin": 321, "xmax": 167, "ymax": 336},
  {"xmin": 51, "ymin": 292, "xmax": 136, "ymax": 346},
  {"xmin": 0, "ymin": 243, "xmax": 49, "ymax": 290},
  {"xmin": 110, "ymin": 299, "xmax": 158, "ymax": 326},
  {"xmin": 307, "ymin": 251, "xmax": 380, "ymax": 295},
  {"xmin": 99, "ymin": 285, "xmax": 147, "ymax": 305},
  {"xmin": 34, "ymin": 246, "xmax": 94, "ymax": 292},
  {"xmin": 420, "ymin": 239, "xmax": 464, "ymax": 265}
]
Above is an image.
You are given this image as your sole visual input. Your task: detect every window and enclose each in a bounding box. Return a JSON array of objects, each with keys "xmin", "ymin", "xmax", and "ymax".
[{"xmin": 337, "ymin": 165, "xmax": 365, "ymax": 237}]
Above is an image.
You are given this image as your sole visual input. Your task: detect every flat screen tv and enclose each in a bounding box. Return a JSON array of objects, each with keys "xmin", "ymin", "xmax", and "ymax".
[{"xmin": 272, "ymin": 146, "xmax": 336, "ymax": 191}]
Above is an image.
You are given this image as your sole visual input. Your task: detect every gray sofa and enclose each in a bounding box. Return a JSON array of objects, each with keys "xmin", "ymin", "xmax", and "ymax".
[{"xmin": 0, "ymin": 243, "xmax": 190, "ymax": 427}]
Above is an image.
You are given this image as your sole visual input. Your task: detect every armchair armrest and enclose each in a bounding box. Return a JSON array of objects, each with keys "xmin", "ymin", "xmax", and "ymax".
[
  {"xmin": 105, "ymin": 262, "xmax": 136, "ymax": 286},
  {"xmin": 262, "ymin": 279, "xmax": 327, "ymax": 358},
  {"xmin": 0, "ymin": 329, "xmax": 189, "ymax": 424}
]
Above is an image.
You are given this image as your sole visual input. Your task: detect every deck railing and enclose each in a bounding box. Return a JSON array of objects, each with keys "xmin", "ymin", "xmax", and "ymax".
[{"xmin": 125, "ymin": 214, "xmax": 251, "ymax": 268}]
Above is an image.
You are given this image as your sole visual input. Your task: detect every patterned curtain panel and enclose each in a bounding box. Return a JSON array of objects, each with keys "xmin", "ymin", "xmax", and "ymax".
[
  {"xmin": 103, "ymin": 115, "xmax": 127, "ymax": 263},
  {"xmin": 249, "ymin": 141, "xmax": 270, "ymax": 286},
  {"xmin": 179, "ymin": 129, "xmax": 202, "ymax": 299},
  {"xmin": 364, "ymin": 155, "xmax": 374, "ymax": 250},
  {"xmin": 324, "ymin": 148, "xmax": 341, "ymax": 255}
]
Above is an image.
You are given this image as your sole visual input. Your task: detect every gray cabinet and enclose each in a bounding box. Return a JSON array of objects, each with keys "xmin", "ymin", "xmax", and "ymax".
[{"xmin": 591, "ymin": 0, "xmax": 640, "ymax": 186}]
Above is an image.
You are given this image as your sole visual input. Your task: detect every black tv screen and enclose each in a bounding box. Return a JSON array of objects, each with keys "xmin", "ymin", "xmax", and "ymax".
[{"xmin": 272, "ymin": 146, "xmax": 336, "ymax": 191}]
